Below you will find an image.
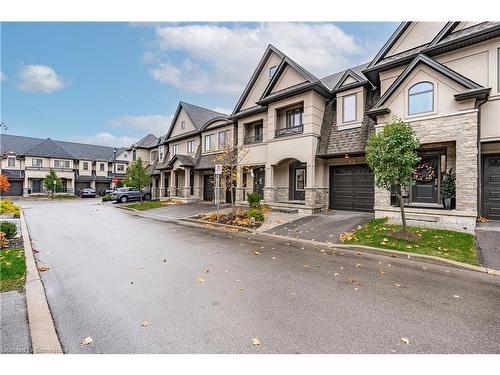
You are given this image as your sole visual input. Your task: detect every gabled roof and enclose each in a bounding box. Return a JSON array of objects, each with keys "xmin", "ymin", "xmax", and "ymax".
[
  {"xmin": 130, "ymin": 134, "xmax": 159, "ymax": 149},
  {"xmin": 166, "ymin": 154, "xmax": 195, "ymax": 168},
  {"xmin": 320, "ymin": 62, "xmax": 370, "ymax": 92},
  {"xmin": 368, "ymin": 54, "xmax": 484, "ymax": 115},
  {"xmin": 166, "ymin": 102, "xmax": 228, "ymax": 140},
  {"xmin": 231, "ymin": 44, "xmax": 286, "ymax": 116},
  {"xmin": 366, "ymin": 22, "xmax": 412, "ymax": 69},
  {"xmin": 25, "ymin": 138, "xmax": 75, "ymax": 159}
]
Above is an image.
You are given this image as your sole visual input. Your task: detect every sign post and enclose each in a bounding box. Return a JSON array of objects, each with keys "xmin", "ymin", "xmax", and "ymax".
[{"xmin": 214, "ymin": 164, "xmax": 222, "ymax": 219}]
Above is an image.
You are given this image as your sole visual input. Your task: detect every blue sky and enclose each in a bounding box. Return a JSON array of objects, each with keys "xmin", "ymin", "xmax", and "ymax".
[{"xmin": 1, "ymin": 22, "xmax": 398, "ymax": 146}]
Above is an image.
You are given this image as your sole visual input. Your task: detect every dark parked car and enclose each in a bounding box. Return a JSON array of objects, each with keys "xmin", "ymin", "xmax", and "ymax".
[
  {"xmin": 79, "ymin": 188, "xmax": 96, "ymax": 198},
  {"xmin": 111, "ymin": 187, "xmax": 150, "ymax": 203}
]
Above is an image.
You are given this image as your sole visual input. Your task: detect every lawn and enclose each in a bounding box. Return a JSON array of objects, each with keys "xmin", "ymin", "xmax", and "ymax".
[
  {"xmin": 341, "ymin": 218, "xmax": 479, "ymax": 265},
  {"xmin": 49, "ymin": 194, "xmax": 78, "ymax": 200},
  {"xmin": 0, "ymin": 248, "xmax": 27, "ymax": 292},
  {"xmin": 124, "ymin": 201, "xmax": 165, "ymax": 211}
]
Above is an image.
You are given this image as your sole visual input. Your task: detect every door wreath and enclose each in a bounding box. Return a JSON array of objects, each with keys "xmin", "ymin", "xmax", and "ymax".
[{"xmin": 414, "ymin": 162, "xmax": 436, "ymax": 182}]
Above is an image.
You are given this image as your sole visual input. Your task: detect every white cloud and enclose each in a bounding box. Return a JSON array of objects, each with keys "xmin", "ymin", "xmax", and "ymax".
[
  {"xmin": 17, "ymin": 64, "xmax": 66, "ymax": 93},
  {"xmin": 212, "ymin": 107, "xmax": 232, "ymax": 115},
  {"xmin": 108, "ymin": 114, "xmax": 173, "ymax": 136},
  {"xmin": 66, "ymin": 133, "xmax": 138, "ymax": 148},
  {"xmin": 0, "ymin": 72, "xmax": 6, "ymax": 81},
  {"xmin": 145, "ymin": 23, "xmax": 372, "ymax": 96}
]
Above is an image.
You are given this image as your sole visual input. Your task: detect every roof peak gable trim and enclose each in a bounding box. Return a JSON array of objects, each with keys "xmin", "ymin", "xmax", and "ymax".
[
  {"xmin": 332, "ymin": 69, "xmax": 368, "ymax": 91},
  {"xmin": 371, "ymin": 54, "xmax": 483, "ymax": 110},
  {"xmin": 427, "ymin": 22, "xmax": 461, "ymax": 47},
  {"xmin": 367, "ymin": 22, "xmax": 411, "ymax": 69},
  {"xmin": 231, "ymin": 44, "xmax": 286, "ymax": 116}
]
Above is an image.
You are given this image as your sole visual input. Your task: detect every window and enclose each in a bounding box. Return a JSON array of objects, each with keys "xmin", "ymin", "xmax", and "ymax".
[
  {"xmin": 159, "ymin": 146, "xmax": 164, "ymax": 160},
  {"xmin": 7, "ymin": 157, "xmax": 15, "ymax": 167},
  {"xmin": 286, "ymin": 108, "xmax": 303, "ymax": 128},
  {"xmin": 255, "ymin": 123, "xmax": 263, "ymax": 142},
  {"xmin": 187, "ymin": 141, "xmax": 194, "ymax": 154},
  {"xmin": 205, "ymin": 134, "xmax": 216, "ymax": 151},
  {"xmin": 54, "ymin": 160, "xmax": 70, "ymax": 168},
  {"xmin": 269, "ymin": 65, "xmax": 277, "ymax": 78},
  {"xmin": 32, "ymin": 159, "xmax": 43, "ymax": 167},
  {"xmin": 132, "ymin": 149, "xmax": 137, "ymax": 161},
  {"xmin": 408, "ymin": 82, "xmax": 434, "ymax": 115},
  {"xmin": 172, "ymin": 144, "xmax": 179, "ymax": 155},
  {"xmin": 181, "ymin": 121, "xmax": 186, "ymax": 129},
  {"xmin": 218, "ymin": 130, "xmax": 230, "ymax": 148},
  {"xmin": 100, "ymin": 163, "xmax": 105, "ymax": 171},
  {"xmin": 342, "ymin": 94, "xmax": 357, "ymax": 123},
  {"xmin": 123, "ymin": 153, "xmax": 128, "ymax": 159},
  {"xmin": 151, "ymin": 150, "xmax": 158, "ymax": 162},
  {"xmin": 82, "ymin": 162, "xmax": 89, "ymax": 170},
  {"xmin": 295, "ymin": 169, "xmax": 305, "ymax": 191},
  {"xmin": 117, "ymin": 164, "xmax": 125, "ymax": 172}
]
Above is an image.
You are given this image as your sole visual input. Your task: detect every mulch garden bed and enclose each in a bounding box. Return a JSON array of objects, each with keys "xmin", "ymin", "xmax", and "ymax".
[{"xmin": 197, "ymin": 211, "xmax": 263, "ymax": 229}]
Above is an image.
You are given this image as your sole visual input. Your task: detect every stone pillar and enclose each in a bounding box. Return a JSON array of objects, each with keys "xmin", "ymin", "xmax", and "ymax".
[
  {"xmin": 182, "ymin": 167, "xmax": 191, "ymax": 197},
  {"xmin": 235, "ymin": 166, "xmax": 244, "ymax": 203},
  {"xmin": 169, "ymin": 170, "xmax": 176, "ymax": 197},
  {"xmin": 455, "ymin": 123, "xmax": 478, "ymax": 213},
  {"xmin": 264, "ymin": 164, "xmax": 275, "ymax": 202},
  {"xmin": 159, "ymin": 172, "xmax": 164, "ymax": 198}
]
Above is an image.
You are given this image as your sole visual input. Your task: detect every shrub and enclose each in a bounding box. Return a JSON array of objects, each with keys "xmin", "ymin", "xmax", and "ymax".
[
  {"xmin": 246, "ymin": 208, "xmax": 264, "ymax": 222},
  {"xmin": 246, "ymin": 192, "xmax": 261, "ymax": 209},
  {"xmin": 0, "ymin": 200, "xmax": 21, "ymax": 217},
  {"xmin": 0, "ymin": 222, "xmax": 17, "ymax": 239},
  {"xmin": 102, "ymin": 194, "xmax": 112, "ymax": 202}
]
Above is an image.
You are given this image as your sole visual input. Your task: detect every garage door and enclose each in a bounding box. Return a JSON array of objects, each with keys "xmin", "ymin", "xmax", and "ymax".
[
  {"xmin": 2, "ymin": 180, "xmax": 23, "ymax": 196},
  {"xmin": 75, "ymin": 182, "xmax": 91, "ymax": 192},
  {"xmin": 483, "ymin": 155, "xmax": 500, "ymax": 220},
  {"xmin": 95, "ymin": 182, "xmax": 110, "ymax": 194},
  {"xmin": 329, "ymin": 165, "xmax": 374, "ymax": 212}
]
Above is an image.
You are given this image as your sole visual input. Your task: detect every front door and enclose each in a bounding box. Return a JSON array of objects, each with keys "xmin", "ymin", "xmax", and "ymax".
[
  {"xmin": 253, "ymin": 168, "xmax": 265, "ymax": 199},
  {"xmin": 203, "ymin": 174, "xmax": 214, "ymax": 202},
  {"xmin": 483, "ymin": 154, "xmax": 500, "ymax": 220},
  {"xmin": 289, "ymin": 163, "xmax": 306, "ymax": 201},
  {"xmin": 412, "ymin": 154, "xmax": 439, "ymax": 204},
  {"xmin": 190, "ymin": 170, "xmax": 194, "ymax": 196},
  {"xmin": 32, "ymin": 179, "xmax": 42, "ymax": 193}
]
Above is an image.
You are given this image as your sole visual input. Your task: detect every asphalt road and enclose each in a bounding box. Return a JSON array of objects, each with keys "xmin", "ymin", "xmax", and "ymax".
[{"xmin": 21, "ymin": 199, "xmax": 500, "ymax": 353}]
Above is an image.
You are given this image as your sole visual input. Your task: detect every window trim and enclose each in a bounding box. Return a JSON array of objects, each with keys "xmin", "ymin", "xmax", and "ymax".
[
  {"xmin": 117, "ymin": 164, "xmax": 125, "ymax": 172},
  {"xmin": 187, "ymin": 140, "xmax": 194, "ymax": 154},
  {"xmin": 408, "ymin": 81, "xmax": 434, "ymax": 116},
  {"xmin": 204, "ymin": 133, "xmax": 216, "ymax": 152},
  {"xmin": 342, "ymin": 93, "xmax": 357, "ymax": 123},
  {"xmin": 286, "ymin": 108, "xmax": 303, "ymax": 128},
  {"xmin": 82, "ymin": 161, "xmax": 89, "ymax": 171},
  {"xmin": 181, "ymin": 120, "xmax": 186, "ymax": 129},
  {"xmin": 172, "ymin": 144, "xmax": 179, "ymax": 155},
  {"xmin": 32, "ymin": 158, "xmax": 43, "ymax": 167},
  {"xmin": 218, "ymin": 129, "xmax": 230, "ymax": 149},
  {"xmin": 99, "ymin": 163, "xmax": 105, "ymax": 172},
  {"xmin": 7, "ymin": 157, "xmax": 15, "ymax": 167}
]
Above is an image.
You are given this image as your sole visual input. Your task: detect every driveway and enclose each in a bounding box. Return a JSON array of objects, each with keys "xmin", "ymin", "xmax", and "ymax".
[
  {"xmin": 20, "ymin": 200, "xmax": 500, "ymax": 353},
  {"xmin": 266, "ymin": 210, "xmax": 373, "ymax": 244},
  {"xmin": 139, "ymin": 202, "xmax": 230, "ymax": 219},
  {"xmin": 476, "ymin": 221, "xmax": 500, "ymax": 269}
]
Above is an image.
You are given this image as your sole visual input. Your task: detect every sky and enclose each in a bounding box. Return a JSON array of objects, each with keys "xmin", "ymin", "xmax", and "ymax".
[{"xmin": 0, "ymin": 22, "xmax": 398, "ymax": 147}]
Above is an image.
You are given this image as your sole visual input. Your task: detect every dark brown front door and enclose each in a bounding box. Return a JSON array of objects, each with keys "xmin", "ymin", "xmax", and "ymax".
[
  {"xmin": 32, "ymin": 179, "xmax": 42, "ymax": 193},
  {"xmin": 253, "ymin": 168, "xmax": 265, "ymax": 199},
  {"xmin": 412, "ymin": 154, "xmax": 439, "ymax": 204},
  {"xmin": 203, "ymin": 174, "xmax": 214, "ymax": 201},
  {"xmin": 483, "ymin": 154, "xmax": 500, "ymax": 220},
  {"xmin": 329, "ymin": 165, "xmax": 374, "ymax": 212},
  {"xmin": 289, "ymin": 162, "xmax": 306, "ymax": 201}
]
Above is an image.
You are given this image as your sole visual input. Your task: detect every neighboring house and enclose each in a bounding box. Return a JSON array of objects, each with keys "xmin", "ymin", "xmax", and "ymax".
[{"xmin": 0, "ymin": 134, "xmax": 122, "ymax": 196}]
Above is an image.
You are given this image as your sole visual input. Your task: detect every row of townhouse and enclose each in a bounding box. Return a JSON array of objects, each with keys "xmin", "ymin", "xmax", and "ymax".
[
  {"xmin": 0, "ymin": 135, "xmax": 131, "ymax": 195},
  {"xmin": 137, "ymin": 21, "xmax": 500, "ymax": 233}
]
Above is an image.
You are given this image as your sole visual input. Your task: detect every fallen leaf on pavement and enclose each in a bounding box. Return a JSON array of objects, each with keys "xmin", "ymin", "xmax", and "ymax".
[
  {"xmin": 401, "ymin": 337, "xmax": 411, "ymax": 345},
  {"xmin": 80, "ymin": 336, "xmax": 93, "ymax": 346},
  {"xmin": 238, "ymin": 288, "xmax": 244, "ymax": 292},
  {"xmin": 379, "ymin": 271, "xmax": 385, "ymax": 277},
  {"xmin": 355, "ymin": 263, "xmax": 361, "ymax": 267},
  {"xmin": 394, "ymin": 283, "xmax": 401, "ymax": 287},
  {"xmin": 356, "ymin": 252, "xmax": 362, "ymax": 256},
  {"xmin": 203, "ymin": 268, "xmax": 209, "ymax": 273},
  {"xmin": 303, "ymin": 264, "xmax": 310, "ymax": 268},
  {"xmin": 253, "ymin": 251, "xmax": 261, "ymax": 256},
  {"xmin": 334, "ymin": 273, "xmax": 340, "ymax": 277},
  {"xmin": 252, "ymin": 337, "xmax": 261, "ymax": 346},
  {"xmin": 37, "ymin": 266, "xmax": 49, "ymax": 272},
  {"xmin": 453, "ymin": 295, "xmax": 460, "ymax": 298},
  {"xmin": 142, "ymin": 320, "xmax": 149, "ymax": 327},
  {"xmin": 138, "ymin": 266, "xmax": 144, "ymax": 270},
  {"xmin": 197, "ymin": 278, "xmax": 206, "ymax": 283},
  {"xmin": 272, "ymin": 257, "xmax": 276, "ymax": 260}
]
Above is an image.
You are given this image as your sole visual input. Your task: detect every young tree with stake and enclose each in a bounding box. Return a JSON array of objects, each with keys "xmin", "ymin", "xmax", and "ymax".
[
  {"xmin": 43, "ymin": 168, "xmax": 63, "ymax": 197},
  {"xmin": 365, "ymin": 118, "xmax": 420, "ymax": 231},
  {"xmin": 124, "ymin": 157, "xmax": 151, "ymax": 202}
]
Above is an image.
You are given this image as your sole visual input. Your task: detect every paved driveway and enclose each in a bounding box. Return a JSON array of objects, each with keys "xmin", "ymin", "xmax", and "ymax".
[
  {"xmin": 20, "ymin": 200, "xmax": 500, "ymax": 353},
  {"xmin": 476, "ymin": 221, "xmax": 500, "ymax": 269},
  {"xmin": 266, "ymin": 210, "xmax": 373, "ymax": 244}
]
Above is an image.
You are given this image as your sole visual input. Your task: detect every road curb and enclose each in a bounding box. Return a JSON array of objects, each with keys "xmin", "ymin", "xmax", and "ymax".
[{"xmin": 20, "ymin": 210, "xmax": 63, "ymax": 354}]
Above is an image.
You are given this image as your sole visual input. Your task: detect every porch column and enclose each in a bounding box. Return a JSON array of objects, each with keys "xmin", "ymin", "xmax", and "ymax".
[
  {"xmin": 304, "ymin": 161, "xmax": 316, "ymax": 206},
  {"xmin": 264, "ymin": 163, "xmax": 275, "ymax": 202},
  {"xmin": 159, "ymin": 172, "xmax": 164, "ymax": 199},
  {"xmin": 183, "ymin": 167, "xmax": 191, "ymax": 197},
  {"xmin": 235, "ymin": 166, "xmax": 244, "ymax": 203},
  {"xmin": 169, "ymin": 170, "xmax": 176, "ymax": 197},
  {"xmin": 455, "ymin": 136, "xmax": 478, "ymax": 213},
  {"xmin": 193, "ymin": 171, "xmax": 202, "ymax": 200}
]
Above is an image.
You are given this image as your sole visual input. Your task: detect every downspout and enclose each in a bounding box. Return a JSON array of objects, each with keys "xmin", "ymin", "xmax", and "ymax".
[{"xmin": 476, "ymin": 97, "xmax": 488, "ymax": 218}]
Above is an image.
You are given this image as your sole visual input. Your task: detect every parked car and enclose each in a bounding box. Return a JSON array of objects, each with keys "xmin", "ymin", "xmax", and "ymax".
[
  {"xmin": 79, "ymin": 188, "xmax": 96, "ymax": 198},
  {"xmin": 111, "ymin": 187, "xmax": 151, "ymax": 203},
  {"xmin": 98, "ymin": 188, "xmax": 115, "ymax": 196}
]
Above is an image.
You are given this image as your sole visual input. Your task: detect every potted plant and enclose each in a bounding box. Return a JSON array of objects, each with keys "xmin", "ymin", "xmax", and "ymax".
[{"xmin": 441, "ymin": 168, "xmax": 456, "ymax": 210}]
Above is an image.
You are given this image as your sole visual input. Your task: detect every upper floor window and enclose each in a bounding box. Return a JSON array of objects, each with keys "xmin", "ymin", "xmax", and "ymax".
[
  {"xmin": 286, "ymin": 108, "xmax": 303, "ymax": 128},
  {"xmin": 181, "ymin": 121, "xmax": 186, "ymax": 129},
  {"xmin": 159, "ymin": 146, "xmax": 164, "ymax": 160},
  {"xmin": 218, "ymin": 130, "xmax": 230, "ymax": 148},
  {"xmin": 100, "ymin": 163, "xmax": 105, "ymax": 171},
  {"xmin": 54, "ymin": 160, "xmax": 70, "ymax": 168},
  {"xmin": 82, "ymin": 161, "xmax": 89, "ymax": 170},
  {"xmin": 172, "ymin": 144, "xmax": 179, "ymax": 155},
  {"xmin": 204, "ymin": 134, "xmax": 216, "ymax": 151},
  {"xmin": 117, "ymin": 164, "xmax": 125, "ymax": 172},
  {"xmin": 151, "ymin": 150, "xmax": 158, "ymax": 162},
  {"xmin": 408, "ymin": 82, "xmax": 434, "ymax": 115},
  {"xmin": 132, "ymin": 149, "xmax": 137, "ymax": 161},
  {"xmin": 32, "ymin": 159, "xmax": 43, "ymax": 167},
  {"xmin": 269, "ymin": 65, "xmax": 277, "ymax": 79},
  {"xmin": 7, "ymin": 157, "xmax": 15, "ymax": 167},
  {"xmin": 187, "ymin": 141, "xmax": 194, "ymax": 154},
  {"xmin": 342, "ymin": 94, "xmax": 357, "ymax": 123}
]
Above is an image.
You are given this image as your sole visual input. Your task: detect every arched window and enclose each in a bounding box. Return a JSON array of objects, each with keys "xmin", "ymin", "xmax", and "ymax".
[{"xmin": 408, "ymin": 82, "xmax": 434, "ymax": 115}]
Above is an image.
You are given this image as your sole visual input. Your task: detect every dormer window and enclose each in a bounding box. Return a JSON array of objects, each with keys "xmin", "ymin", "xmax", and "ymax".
[
  {"xmin": 269, "ymin": 65, "xmax": 277, "ymax": 79},
  {"xmin": 408, "ymin": 82, "xmax": 434, "ymax": 115},
  {"xmin": 181, "ymin": 121, "xmax": 186, "ymax": 129},
  {"xmin": 7, "ymin": 157, "xmax": 15, "ymax": 167},
  {"xmin": 342, "ymin": 94, "xmax": 357, "ymax": 123}
]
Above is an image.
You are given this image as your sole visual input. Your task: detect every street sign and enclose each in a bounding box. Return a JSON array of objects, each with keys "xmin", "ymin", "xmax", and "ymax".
[
  {"xmin": 112, "ymin": 177, "xmax": 118, "ymax": 184},
  {"xmin": 215, "ymin": 164, "xmax": 222, "ymax": 175}
]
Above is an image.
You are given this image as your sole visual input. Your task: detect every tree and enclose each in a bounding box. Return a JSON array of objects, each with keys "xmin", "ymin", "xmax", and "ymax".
[
  {"xmin": 43, "ymin": 168, "xmax": 63, "ymax": 197},
  {"xmin": 0, "ymin": 173, "xmax": 10, "ymax": 194},
  {"xmin": 215, "ymin": 142, "xmax": 249, "ymax": 213},
  {"xmin": 365, "ymin": 118, "xmax": 420, "ymax": 231},
  {"xmin": 124, "ymin": 157, "xmax": 151, "ymax": 202}
]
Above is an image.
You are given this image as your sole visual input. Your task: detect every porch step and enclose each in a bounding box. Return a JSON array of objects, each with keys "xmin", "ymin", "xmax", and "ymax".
[
  {"xmin": 406, "ymin": 214, "xmax": 439, "ymax": 222},
  {"xmin": 270, "ymin": 207, "xmax": 299, "ymax": 214}
]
